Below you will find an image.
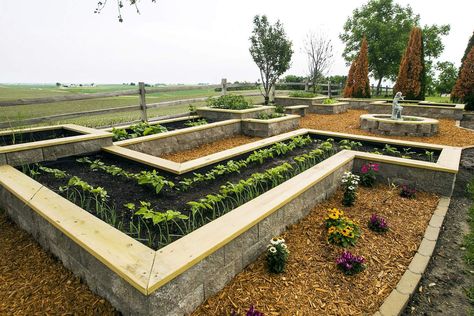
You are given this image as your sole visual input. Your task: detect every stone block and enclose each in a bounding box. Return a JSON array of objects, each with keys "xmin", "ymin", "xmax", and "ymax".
[
  {"xmin": 6, "ymin": 148, "xmax": 44, "ymax": 166},
  {"xmin": 73, "ymin": 139, "xmax": 104, "ymax": 155},
  {"xmin": 396, "ymin": 270, "xmax": 422, "ymax": 295},
  {"xmin": 259, "ymin": 209, "xmax": 285, "ymax": 241},
  {"xmin": 408, "ymin": 253, "xmax": 430, "ymax": 275},
  {"xmin": 168, "ymin": 284, "xmax": 205, "ymax": 316},
  {"xmin": 423, "ymin": 225, "xmax": 440, "ymax": 241},
  {"xmin": 379, "ymin": 290, "xmax": 409, "ymax": 316},
  {"xmin": 0, "ymin": 153, "xmax": 6, "ymax": 165},
  {"xmin": 417, "ymin": 238, "xmax": 437, "ymax": 257},
  {"xmin": 428, "ymin": 214, "xmax": 444, "ymax": 228},
  {"xmin": 204, "ymin": 260, "xmax": 237, "ymax": 299},
  {"xmin": 42, "ymin": 143, "xmax": 76, "ymax": 161},
  {"xmin": 224, "ymin": 225, "xmax": 259, "ymax": 269}
]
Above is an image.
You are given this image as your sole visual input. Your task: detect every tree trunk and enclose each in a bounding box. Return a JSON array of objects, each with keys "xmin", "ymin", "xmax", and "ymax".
[{"xmin": 376, "ymin": 77, "xmax": 383, "ymax": 96}]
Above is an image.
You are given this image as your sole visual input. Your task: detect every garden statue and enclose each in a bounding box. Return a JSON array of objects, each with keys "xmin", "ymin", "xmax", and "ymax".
[{"xmin": 391, "ymin": 92, "xmax": 404, "ymax": 120}]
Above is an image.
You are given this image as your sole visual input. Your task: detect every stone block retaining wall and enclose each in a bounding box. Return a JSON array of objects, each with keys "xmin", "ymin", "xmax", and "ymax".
[
  {"xmin": 369, "ymin": 103, "xmax": 463, "ymax": 120},
  {"xmin": 242, "ymin": 116, "xmax": 300, "ymax": 138}
]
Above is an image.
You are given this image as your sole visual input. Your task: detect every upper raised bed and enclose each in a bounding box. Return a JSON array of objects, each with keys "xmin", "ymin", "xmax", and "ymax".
[
  {"xmin": 369, "ymin": 100, "xmax": 464, "ymax": 120},
  {"xmin": 0, "ymin": 124, "xmax": 112, "ymax": 166}
]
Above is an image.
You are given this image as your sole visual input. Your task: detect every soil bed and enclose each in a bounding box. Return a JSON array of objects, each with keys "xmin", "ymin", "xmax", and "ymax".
[
  {"xmin": 0, "ymin": 128, "xmax": 81, "ymax": 146},
  {"xmin": 0, "ymin": 209, "xmax": 117, "ymax": 315},
  {"xmin": 192, "ymin": 185, "xmax": 439, "ymax": 315},
  {"xmin": 403, "ymin": 148, "xmax": 474, "ymax": 315},
  {"xmin": 160, "ymin": 135, "xmax": 261, "ymax": 162},
  {"xmin": 24, "ymin": 134, "xmax": 439, "ymax": 250},
  {"xmin": 301, "ymin": 110, "xmax": 474, "ymax": 147}
]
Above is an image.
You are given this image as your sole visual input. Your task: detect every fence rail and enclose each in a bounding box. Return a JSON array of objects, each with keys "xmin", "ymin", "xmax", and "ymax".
[{"xmin": 0, "ymin": 79, "xmax": 348, "ymax": 129}]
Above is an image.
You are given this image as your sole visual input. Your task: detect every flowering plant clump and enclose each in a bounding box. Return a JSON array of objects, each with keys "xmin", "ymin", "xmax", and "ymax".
[
  {"xmin": 341, "ymin": 172, "xmax": 360, "ymax": 206},
  {"xmin": 400, "ymin": 184, "xmax": 416, "ymax": 198},
  {"xmin": 368, "ymin": 214, "xmax": 389, "ymax": 233},
  {"xmin": 359, "ymin": 162, "xmax": 379, "ymax": 187},
  {"xmin": 230, "ymin": 305, "xmax": 263, "ymax": 316},
  {"xmin": 266, "ymin": 237, "xmax": 289, "ymax": 273},
  {"xmin": 336, "ymin": 250, "xmax": 366, "ymax": 275},
  {"xmin": 325, "ymin": 208, "xmax": 361, "ymax": 247}
]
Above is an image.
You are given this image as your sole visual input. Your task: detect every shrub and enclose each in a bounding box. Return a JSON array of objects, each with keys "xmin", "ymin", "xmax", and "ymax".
[
  {"xmin": 343, "ymin": 37, "xmax": 370, "ymax": 98},
  {"xmin": 207, "ymin": 95, "xmax": 253, "ymax": 110},
  {"xmin": 325, "ymin": 208, "xmax": 361, "ymax": 247},
  {"xmin": 341, "ymin": 171, "xmax": 360, "ymax": 206},
  {"xmin": 451, "ymin": 46, "xmax": 474, "ymax": 110},
  {"xmin": 359, "ymin": 162, "xmax": 379, "ymax": 187},
  {"xmin": 400, "ymin": 184, "xmax": 416, "ymax": 198},
  {"xmin": 266, "ymin": 237, "xmax": 289, "ymax": 273},
  {"xmin": 368, "ymin": 214, "xmax": 389, "ymax": 233},
  {"xmin": 288, "ymin": 91, "xmax": 317, "ymax": 98},
  {"xmin": 336, "ymin": 250, "xmax": 366, "ymax": 275},
  {"xmin": 322, "ymin": 98, "xmax": 337, "ymax": 105}
]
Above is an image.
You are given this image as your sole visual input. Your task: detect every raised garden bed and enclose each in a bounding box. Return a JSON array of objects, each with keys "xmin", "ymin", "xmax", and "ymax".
[
  {"xmin": 311, "ymin": 101, "xmax": 349, "ymax": 114},
  {"xmin": 369, "ymin": 100, "xmax": 465, "ymax": 120},
  {"xmin": 0, "ymin": 128, "xmax": 460, "ymax": 315},
  {"xmin": 242, "ymin": 114, "xmax": 300, "ymax": 137},
  {"xmin": 196, "ymin": 105, "xmax": 275, "ymax": 120},
  {"xmin": 274, "ymin": 95, "xmax": 327, "ymax": 107},
  {"xmin": 0, "ymin": 124, "xmax": 112, "ymax": 166}
]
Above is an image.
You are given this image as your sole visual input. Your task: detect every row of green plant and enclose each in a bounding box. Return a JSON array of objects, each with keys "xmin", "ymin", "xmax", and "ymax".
[
  {"xmin": 255, "ymin": 112, "xmax": 285, "ymax": 120},
  {"xmin": 178, "ymin": 135, "xmax": 313, "ymax": 191},
  {"xmin": 371, "ymin": 144, "xmax": 435, "ymax": 162},
  {"xmin": 111, "ymin": 122, "xmax": 168, "ymax": 141},
  {"xmin": 206, "ymin": 94, "xmax": 254, "ymax": 110},
  {"xmin": 288, "ymin": 91, "xmax": 318, "ymax": 98},
  {"xmin": 76, "ymin": 157, "xmax": 175, "ymax": 194},
  {"xmin": 183, "ymin": 118, "xmax": 208, "ymax": 127}
]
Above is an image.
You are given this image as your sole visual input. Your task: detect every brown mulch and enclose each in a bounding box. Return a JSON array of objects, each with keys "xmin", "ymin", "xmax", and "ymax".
[
  {"xmin": 300, "ymin": 110, "xmax": 474, "ymax": 147},
  {"xmin": 0, "ymin": 209, "xmax": 117, "ymax": 315},
  {"xmin": 192, "ymin": 185, "xmax": 439, "ymax": 315},
  {"xmin": 160, "ymin": 135, "xmax": 262, "ymax": 162}
]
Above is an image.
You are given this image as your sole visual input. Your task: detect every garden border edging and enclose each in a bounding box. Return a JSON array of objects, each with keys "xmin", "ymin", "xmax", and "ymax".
[{"xmin": 375, "ymin": 197, "xmax": 451, "ymax": 316}]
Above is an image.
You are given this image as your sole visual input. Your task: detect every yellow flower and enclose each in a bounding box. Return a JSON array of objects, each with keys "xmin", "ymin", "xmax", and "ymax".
[
  {"xmin": 328, "ymin": 213, "xmax": 339, "ymax": 220},
  {"xmin": 328, "ymin": 226, "xmax": 336, "ymax": 234},
  {"xmin": 348, "ymin": 232, "xmax": 355, "ymax": 238},
  {"xmin": 341, "ymin": 229, "xmax": 350, "ymax": 237}
]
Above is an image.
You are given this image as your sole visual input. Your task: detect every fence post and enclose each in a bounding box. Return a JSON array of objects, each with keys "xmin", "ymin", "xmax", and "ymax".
[
  {"xmin": 138, "ymin": 82, "xmax": 148, "ymax": 122},
  {"xmin": 327, "ymin": 80, "xmax": 332, "ymax": 98},
  {"xmin": 385, "ymin": 86, "xmax": 389, "ymax": 96},
  {"xmin": 221, "ymin": 78, "xmax": 227, "ymax": 95},
  {"xmin": 304, "ymin": 80, "xmax": 309, "ymax": 92}
]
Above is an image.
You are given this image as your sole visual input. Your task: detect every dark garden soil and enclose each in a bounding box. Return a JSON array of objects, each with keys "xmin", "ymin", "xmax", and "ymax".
[
  {"xmin": 460, "ymin": 118, "xmax": 474, "ymax": 130},
  {"xmin": 0, "ymin": 209, "xmax": 118, "ymax": 315},
  {"xmin": 192, "ymin": 185, "xmax": 439, "ymax": 315},
  {"xmin": 25, "ymin": 135, "xmax": 440, "ymax": 250},
  {"xmin": 0, "ymin": 127, "xmax": 81, "ymax": 146},
  {"xmin": 403, "ymin": 148, "xmax": 474, "ymax": 315}
]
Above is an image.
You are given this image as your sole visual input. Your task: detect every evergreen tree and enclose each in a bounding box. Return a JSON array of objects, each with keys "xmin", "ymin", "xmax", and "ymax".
[
  {"xmin": 352, "ymin": 37, "xmax": 371, "ymax": 98},
  {"xmin": 451, "ymin": 46, "xmax": 474, "ymax": 109},
  {"xmin": 394, "ymin": 27, "xmax": 426, "ymax": 100},
  {"xmin": 343, "ymin": 59, "xmax": 356, "ymax": 97}
]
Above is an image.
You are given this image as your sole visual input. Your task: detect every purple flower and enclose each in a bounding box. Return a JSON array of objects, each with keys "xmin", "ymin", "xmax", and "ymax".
[
  {"xmin": 246, "ymin": 305, "xmax": 263, "ymax": 316},
  {"xmin": 336, "ymin": 251, "xmax": 366, "ymax": 275},
  {"xmin": 368, "ymin": 214, "xmax": 389, "ymax": 232}
]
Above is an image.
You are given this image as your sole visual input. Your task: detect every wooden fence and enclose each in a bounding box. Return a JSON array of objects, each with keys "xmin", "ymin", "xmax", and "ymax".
[{"xmin": 0, "ymin": 79, "xmax": 345, "ymax": 129}]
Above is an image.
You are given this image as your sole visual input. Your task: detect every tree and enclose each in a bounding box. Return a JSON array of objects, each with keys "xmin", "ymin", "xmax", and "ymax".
[
  {"xmin": 304, "ymin": 32, "xmax": 333, "ymax": 93},
  {"xmin": 94, "ymin": 0, "xmax": 156, "ymax": 22},
  {"xmin": 340, "ymin": 0, "xmax": 449, "ymax": 95},
  {"xmin": 249, "ymin": 15, "xmax": 293, "ymax": 104},
  {"xmin": 423, "ymin": 24, "xmax": 451, "ymax": 95},
  {"xmin": 394, "ymin": 27, "xmax": 425, "ymax": 100},
  {"xmin": 343, "ymin": 59, "xmax": 357, "ymax": 97},
  {"xmin": 434, "ymin": 61, "xmax": 457, "ymax": 96},
  {"xmin": 458, "ymin": 31, "xmax": 474, "ymax": 76},
  {"xmin": 451, "ymin": 46, "xmax": 474, "ymax": 109},
  {"xmin": 352, "ymin": 37, "xmax": 371, "ymax": 98},
  {"xmin": 343, "ymin": 37, "xmax": 370, "ymax": 98}
]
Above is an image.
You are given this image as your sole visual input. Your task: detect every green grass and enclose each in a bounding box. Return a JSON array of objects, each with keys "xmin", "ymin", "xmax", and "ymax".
[{"xmin": 0, "ymin": 84, "xmax": 264, "ymax": 129}]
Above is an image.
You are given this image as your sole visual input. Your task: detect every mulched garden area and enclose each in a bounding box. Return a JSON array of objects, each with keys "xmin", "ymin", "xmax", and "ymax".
[
  {"xmin": 192, "ymin": 185, "xmax": 439, "ymax": 315},
  {"xmin": 0, "ymin": 209, "xmax": 117, "ymax": 315},
  {"xmin": 160, "ymin": 135, "xmax": 261, "ymax": 162},
  {"xmin": 301, "ymin": 110, "xmax": 474, "ymax": 147}
]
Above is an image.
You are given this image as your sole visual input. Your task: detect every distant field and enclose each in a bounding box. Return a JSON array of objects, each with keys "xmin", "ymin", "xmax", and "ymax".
[{"xmin": 0, "ymin": 84, "xmax": 265, "ymax": 129}]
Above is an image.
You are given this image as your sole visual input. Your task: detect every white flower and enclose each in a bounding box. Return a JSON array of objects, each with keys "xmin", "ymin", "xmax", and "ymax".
[
  {"xmin": 281, "ymin": 243, "xmax": 288, "ymax": 250},
  {"xmin": 277, "ymin": 237, "xmax": 285, "ymax": 244},
  {"xmin": 351, "ymin": 180, "xmax": 358, "ymax": 184},
  {"xmin": 268, "ymin": 246, "xmax": 277, "ymax": 254},
  {"xmin": 348, "ymin": 186, "xmax": 355, "ymax": 190},
  {"xmin": 342, "ymin": 179, "xmax": 348, "ymax": 183},
  {"xmin": 270, "ymin": 238, "xmax": 279, "ymax": 245}
]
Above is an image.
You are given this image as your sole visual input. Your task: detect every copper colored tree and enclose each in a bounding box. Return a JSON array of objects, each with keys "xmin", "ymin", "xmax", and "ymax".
[
  {"xmin": 451, "ymin": 46, "xmax": 474, "ymax": 110},
  {"xmin": 394, "ymin": 27, "xmax": 426, "ymax": 100},
  {"xmin": 352, "ymin": 37, "xmax": 371, "ymax": 98},
  {"xmin": 343, "ymin": 59, "xmax": 356, "ymax": 97}
]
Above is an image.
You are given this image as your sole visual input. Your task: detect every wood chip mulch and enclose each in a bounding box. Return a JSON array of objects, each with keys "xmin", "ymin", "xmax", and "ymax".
[
  {"xmin": 160, "ymin": 135, "xmax": 262, "ymax": 162},
  {"xmin": 0, "ymin": 210, "xmax": 118, "ymax": 315},
  {"xmin": 192, "ymin": 185, "xmax": 439, "ymax": 315},
  {"xmin": 300, "ymin": 110, "xmax": 474, "ymax": 147}
]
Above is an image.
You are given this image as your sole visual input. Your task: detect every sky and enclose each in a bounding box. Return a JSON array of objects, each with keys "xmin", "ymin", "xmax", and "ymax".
[{"xmin": 0, "ymin": 0, "xmax": 472, "ymax": 85}]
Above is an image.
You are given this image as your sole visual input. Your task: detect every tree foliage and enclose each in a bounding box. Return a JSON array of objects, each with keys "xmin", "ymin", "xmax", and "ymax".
[
  {"xmin": 394, "ymin": 27, "xmax": 425, "ymax": 100},
  {"xmin": 340, "ymin": 0, "xmax": 449, "ymax": 94},
  {"xmin": 451, "ymin": 46, "xmax": 474, "ymax": 109},
  {"xmin": 343, "ymin": 37, "xmax": 370, "ymax": 98},
  {"xmin": 435, "ymin": 61, "xmax": 457, "ymax": 96},
  {"xmin": 459, "ymin": 31, "xmax": 474, "ymax": 76},
  {"xmin": 304, "ymin": 32, "xmax": 333, "ymax": 93},
  {"xmin": 249, "ymin": 15, "xmax": 293, "ymax": 104}
]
